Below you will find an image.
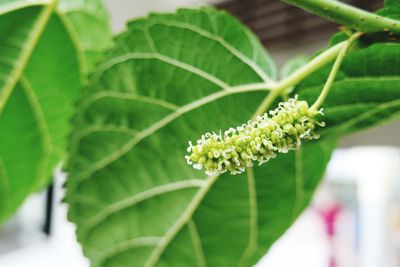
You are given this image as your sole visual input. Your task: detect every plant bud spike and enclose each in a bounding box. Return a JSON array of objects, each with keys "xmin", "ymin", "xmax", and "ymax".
[{"xmin": 185, "ymin": 97, "xmax": 325, "ymax": 176}]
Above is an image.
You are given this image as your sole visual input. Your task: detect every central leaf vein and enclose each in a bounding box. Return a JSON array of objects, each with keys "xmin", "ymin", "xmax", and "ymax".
[
  {"xmin": 93, "ymin": 52, "xmax": 230, "ymax": 90},
  {"xmin": 80, "ymin": 179, "xmax": 206, "ymax": 239},
  {"xmin": 73, "ymin": 84, "xmax": 270, "ymax": 183},
  {"xmin": 152, "ymin": 20, "xmax": 272, "ymax": 82}
]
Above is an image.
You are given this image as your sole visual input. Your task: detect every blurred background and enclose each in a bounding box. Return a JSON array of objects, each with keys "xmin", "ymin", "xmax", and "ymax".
[{"xmin": 0, "ymin": 0, "xmax": 399, "ymax": 266}]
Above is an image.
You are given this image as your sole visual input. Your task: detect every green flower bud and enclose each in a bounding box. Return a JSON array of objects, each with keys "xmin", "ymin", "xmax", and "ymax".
[{"xmin": 185, "ymin": 97, "xmax": 325, "ymax": 176}]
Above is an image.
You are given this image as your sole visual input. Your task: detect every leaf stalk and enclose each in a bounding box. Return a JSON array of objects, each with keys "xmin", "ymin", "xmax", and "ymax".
[
  {"xmin": 311, "ymin": 32, "xmax": 362, "ymax": 111},
  {"xmin": 283, "ymin": 0, "xmax": 400, "ymax": 34},
  {"xmin": 253, "ymin": 40, "xmax": 347, "ymax": 117}
]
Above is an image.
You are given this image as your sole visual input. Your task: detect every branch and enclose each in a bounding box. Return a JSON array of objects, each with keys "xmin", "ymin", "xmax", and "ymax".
[
  {"xmin": 253, "ymin": 40, "xmax": 347, "ymax": 117},
  {"xmin": 283, "ymin": 0, "xmax": 400, "ymax": 34},
  {"xmin": 311, "ymin": 32, "xmax": 363, "ymax": 111}
]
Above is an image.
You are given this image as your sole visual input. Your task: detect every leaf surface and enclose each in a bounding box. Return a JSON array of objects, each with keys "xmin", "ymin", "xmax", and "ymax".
[
  {"xmin": 377, "ymin": 0, "xmax": 400, "ymax": 20},
  {"xmin": 59, "ymin": 0, "xmax": 113, "ymax": 73},
  {"xmin": 65, "ymin": 8, "xmax": 340, "ymax": 267},
  {"xmin": 280, "ymin": 54, "xmax": 308, "ymax": 79},
  {"xmin": 0, "ymin": 0, "xmax": 111, "ymax": 223},
  {"xmin": 294, "ymin": 42, "xmax": 400, "ymax": 137},
  {"xmin": 67, "ymin": 6, "xmax": 400, "ymax": 267}
]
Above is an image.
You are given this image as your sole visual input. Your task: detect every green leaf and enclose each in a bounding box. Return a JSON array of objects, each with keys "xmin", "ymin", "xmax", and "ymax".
[
  {"xmin": 59, "ymin": 0, "xmax": 114, "ymax": 74},
  {"xmin": 0, "ymin": 0, "xmax": 111, "ymax": 223},
  {"xmin": 280, "ymin": 54, "xmax": 308, "ymax": 79},
  {"xmin": 0, "ymin": 0, "xmax": 51, "ymax": 15},
  {"xmin": 377, "ymin": 0, "xmax": 400, "ymax": 21},
  {"xmin": 293, "ymin": 41, "xmax": 400, "ymax": 137},
  {"xmin": 66, "ymin": 7, "xmax": 338, "ymax": 266}
]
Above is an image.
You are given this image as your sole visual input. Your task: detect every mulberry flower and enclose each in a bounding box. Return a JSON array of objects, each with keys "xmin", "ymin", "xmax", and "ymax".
[{"xmin": 185, "ymin": 97, "xmax": 325, "ymax": 176}]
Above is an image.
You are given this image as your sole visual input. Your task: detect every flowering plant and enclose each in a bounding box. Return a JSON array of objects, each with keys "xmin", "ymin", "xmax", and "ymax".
[
  {"xmin": 0, "ymin": 0, "xmax": 399, "ymax": 266},
  {"xmin": 186, "ymin": 97, "xmax": 324, "ymax": 175}
]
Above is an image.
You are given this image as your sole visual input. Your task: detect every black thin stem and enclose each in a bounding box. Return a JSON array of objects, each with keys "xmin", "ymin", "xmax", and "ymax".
[{"xmin": 43, "ymin": 182, "xmax": 54, "ymax": 236}]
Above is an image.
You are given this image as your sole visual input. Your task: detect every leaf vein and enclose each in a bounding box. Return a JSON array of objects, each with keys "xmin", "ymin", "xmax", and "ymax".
[
  {"xmin": 94, "ymin": 52, "xmax": 230, "ymax": 90},
  {"xmin": 144, "ymin": 175, "xmax": 219, "ymax": 267},
  {"xmin": 238, "ymin": 167, "xmax": 258, "ymax": 266},
  {"xmin": 322, "ymin": 99, "xmax": 400, "ymax": 136},
  {"xmin": 80, "ymin": 179, "xmax": 206, "ymax": 239},
  {"xmin": 188, "ymin": 219, "xmax": 207, "ymax": 267},
  {"xmin": 0, "ymin": 3, "xmax": 55, "ymax": 113},
  {"xmin": 73, "ymin": 84, "xmax": 269, "ymax": 184},
  {"xmin": 93, "ymin": 236, "xmax": 162, "ymax": 267},
  {"xmin": 151, "ymin": 20, "xmax": 271, "ymax": 82},
  {"xmin": 81, "ymin": 91, "xmax": 179, "ymax": 111},
  {"xmin": 20, "ymin": 76, "xmax": 53, "ymax": 188},
  {"xmin": 292, "ymin": 148, "xmax": 305, "ymax": 221}
]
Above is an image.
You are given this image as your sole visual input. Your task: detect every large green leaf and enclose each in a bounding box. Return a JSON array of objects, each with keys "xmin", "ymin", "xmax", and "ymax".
[
  {"xmin": 66, "ymin": 6, "xmax": 400, "ymax": 267},
  {"xmin": 0, "ymin": 0, "xmax": 111, "ymax": 223},
  {"xmin": 65, "ymin": 7, "xmax": 339, "ymax": 267}
]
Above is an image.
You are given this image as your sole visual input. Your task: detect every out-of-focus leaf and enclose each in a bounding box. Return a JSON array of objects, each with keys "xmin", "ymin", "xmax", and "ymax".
[
  {"xmin": 294, "ymin": 42, "xmax": 400, "ymax": 137},
  {"xmin": 0, "ymin": 0, "xmax": 111, "ymax": 224},
  {"xmin": 280, "ymin": 54, "xmax": 308, "ymax": 79},
  {"xmin": 377, "ymin": 0, "xmax": 400, "ymax": 20},
  {"xmin": 59, "ymin": 0, "xmax": 114, "ymax": 73}
]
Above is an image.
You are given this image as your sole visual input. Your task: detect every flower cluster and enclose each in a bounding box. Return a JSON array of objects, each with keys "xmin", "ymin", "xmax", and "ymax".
[{"xmin": 185, "ymin": 97, "xmax": 325, "ymax": 176}]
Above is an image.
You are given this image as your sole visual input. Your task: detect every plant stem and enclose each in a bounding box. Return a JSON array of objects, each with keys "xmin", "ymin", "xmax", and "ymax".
[
  {"xmin": 311, "ymin": 32, "xmax": 362, "ymax": 111},
  {"xmin": 283, "ymin": 0, "xmax": 400, "ymax": 34},
  {"xmin": 253, "ymin": 40, "xmax": 346, "ymax": 117}
]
